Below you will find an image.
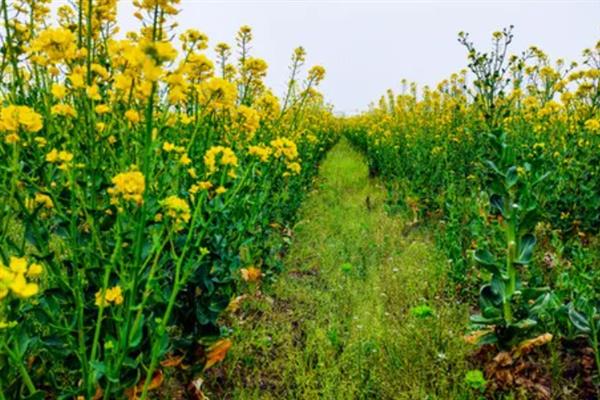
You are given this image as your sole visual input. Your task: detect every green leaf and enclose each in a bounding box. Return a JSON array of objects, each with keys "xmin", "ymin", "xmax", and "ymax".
[
  {"xmin": 470, "ymin": 313, "xmax": 502, "ymax": 325},
  {"xmin": 410, "ymin": 304, "xmax": 434, "ymax": 318},
  {"xmin": 479, "ymin": 284, "xmax": 502, "ymax": 312},
  {"xmin": 473, "ymin": 249, "xmax": 499, "ymax": 274},
  {"xmin": 505, "ymin": 166, "xmax": 518, "ymax": 188},
  {"xmin": 568, "ymin": 305, "xmax": 591, "ymax": 333},
  {"xmin": 515, "ymin": 234, "xmax": 536, "ymax": 265},
  {"xmin": 90, "ymin": 360, "xmax": 106, "ymax": 381},
  {"xmin": 491, "ymin": 273, "xmax": 509, "ymax": 298},
  {"xmin": 477, "ymin": 331, "xmax": 499, "ymax": 345},
  {"xmin": 130, "ymin": 315, "xmax": 144, "ymax": 348},
  {"xmin": 464, "ymin": 369, "xmax": 487, "ymax": 392},
  {"xmin": 532, "ymin": 171, "xmax": 551, "ymax": 186},
  {"xmin": 484, "ymin": 160, "xmax": 503, "ymax": 176},
  {"xmin": 490, "ymin": 194, "xmax": 505, "ymax": 216},
  {"xmin": 518, "ymin": 209, "xmax": 539, "ymax": 235},
  {"xmin": 511, "ymin": 318, "xmax": 537, "ymax": 329}
]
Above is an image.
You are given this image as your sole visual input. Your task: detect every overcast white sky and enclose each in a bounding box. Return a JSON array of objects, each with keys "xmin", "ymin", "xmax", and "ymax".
[{"xmin": 56, "ymin": 0, "xmax": 600, "ymax": 113}]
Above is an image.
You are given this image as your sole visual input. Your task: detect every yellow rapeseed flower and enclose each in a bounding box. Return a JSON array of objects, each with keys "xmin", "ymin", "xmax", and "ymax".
[
  {"xmin": 51, "ymin": 104, "xmax": 77, "ymax": 118},
  {"xmin": 161, "ymin": 195, "xmax": 191, "ymax": 230},
  {"xmin": 248, "ymin": 145, "xmax": 272, "ymax": 163},
  {"xmin": 107, "ymin": 170, "xmax": 146, "ymax": 206},
  {"xmin": 125, "ymin": 109, "xmax": 141, "ymax": 123},
  {"xmin": 0, "ymin": 105, "xmax": 43, "ymax": 133},
  {"xmin": 270, "ymin": 137, "xmax": 298, "ymax": 161},
  {"xmin": 95, "ymin": 285, "xmax": 124, "ymax": 307},
  {"xmin": 0, "ymin": 257, "xmax": 42, "ymax": 300},
  {"xmin": 51, "ymin": 84, "xmax": 67, "ymax": 99},
  {"xmin": 204, "ymin": 146, "xmax": 238, "ymax": 174}
]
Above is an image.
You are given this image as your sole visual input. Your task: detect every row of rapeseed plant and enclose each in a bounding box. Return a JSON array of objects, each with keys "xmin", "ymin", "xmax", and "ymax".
[
  {"xmin": 346, "ymin": 27, "xmax": 600, "ymax": 394},
  {"xmin": 0, "ymin": 0, "xmax": 339, "ymax": 398}
]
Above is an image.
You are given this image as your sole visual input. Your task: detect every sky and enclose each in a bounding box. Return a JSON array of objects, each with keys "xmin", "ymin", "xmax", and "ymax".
[{"xmin": 55, "ymin": 0, "xmax": 600, "ymax": 114}]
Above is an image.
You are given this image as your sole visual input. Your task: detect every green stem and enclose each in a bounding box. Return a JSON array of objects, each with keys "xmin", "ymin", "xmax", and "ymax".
[
  {"xmin": 5, "ymin": 345, "xmax": 36, "ymax": 395},
  {"xmin": 86, "ymin": 214, "xmax": 122, "ymax": 397},
  {"xmin": 68, "ymin": 168, "xmax": 90, "ymax": 392},
  {"xmin": 86, "ymin": 0, "xmax": 93, "ymax": 84},
  {"xmin": 1, "ymin": 0, "xmax": 23, "ymax": 99}
]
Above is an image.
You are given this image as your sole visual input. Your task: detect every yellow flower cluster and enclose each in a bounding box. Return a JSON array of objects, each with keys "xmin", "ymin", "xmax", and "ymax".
[
  {"xmin": 189, "ymin": 180, "xmax": 213, "ymax": 194},
  {"xmin": 107, "ymin": 170, "xmax": 146, "ymax": 206},
  {"xmin": 584, "ymin": 118, "xmax": 600, "ymax": 133},
  {"xmin": 34, "ymin": 193, "xmax": 54, "ymax": 209},
  {"xmin": 204, "ymin": 146, "xmax": 238, "ymax": 175},
  {"xmin": 125, "ymin": 109, "xmax": 141, "ymax": 123},
  {"xmin": 286, "ymin": 162, "xmax": 301, "ymax": 175},
  {"xmin": 163, "ymin": 142, "xmax": 192, "ymax": 165},
  {"xmin": 255, "ymin": 92, "xmax": 281, "ymax": 120},
  {"xmin": 270, "ymin": 137, "xmax": 298, "ymax": 161},
  {"xmin": 248, "ymin": 145, "xmax": 272, "ymax": 163},
  {"xmin": 51, "ymin": 103, "xmax": 77, "ymax": 118},
  {"xmin": 0, "ymin": 105, "xmax": 43, "ymax": 143},
  {"xmin": 198, "ymin": 77, "xmax": 238, "ymax": 112},
  {"xmin": 28, "ymin": 27, "xmax": 78, "ymax": 65},
  {"xmin": 95, "ymin": 285, "xmax": 124, "ymax": 307},
  {"xmin": 46, "ymin": 148, "xmax": 74, "ymax": 170},
  {"xmin": 0, "ymin": 257, "xmax": 43, "ymax": 300},
  {"xmin": 161, "ymin": 195, "xmax": 191, "ymax": 230},
  {"xmin": 234, "ymin": 106, "xmax": 261, "ymax": 138},
  {"xmin": 270, "ymin": 137, "xmax": 301, "ymax": 174},
  {"xmin": 25, "ymin": 193, "xmax": 54, "ymax": 219}
]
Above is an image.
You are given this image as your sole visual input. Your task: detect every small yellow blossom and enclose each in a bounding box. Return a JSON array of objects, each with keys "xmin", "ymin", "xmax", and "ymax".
[
  {"xmin": 286, "ymin": 162, "xmax": 301, "ymax": 174},
  {"xmin": 204, "ymin": 146, "xmax": 238, "ymax": 174},
  {"xmin": 86, "ymin": 84, "xmax": 102, "ymax": 101},
  {"xmin": 51, "ymin": 84, "xmax": 67, "ymax": 99},
  {"xmin": 51, "ymin": 103, "xmax": 77, "ymax": 118},
  {"xmin": 161, "ymin": 196, "xmax": 191, "ymax": 230},
  {"xmin": 46, "ymin": 148, "xmax": 74, "ymax": 169},
  {"xmin": 107, "ymin": 170, "xmax": 146, "ymax": 206},
  {"xmin": 180, "ymin": 154, "xmax": 192, "ymax": 165},
  {"xmin": 248, "ymin": 145, "xmax": 272, "ymax": 163},
  {"xmin": 190, "ymin": 181, "xmax": 213, "ymax": 194},
  {"xmin": 34, "ymin": 193, "xmax": 54, "ymax": 209},
  {"xmin": 0, "ymin": 257, "xmax": 42, "ymax": 300},
  {"xmin": 584, "ymin": 118, "xmax": 600, "ymax": 133},
  {"xmin": 95, "ymin": 285, "xmax": 124, "ymax": 307},
  {"xmin": 125, "ymin": 109, "xmax": 141, "ymax": 123},
  {"xmin": 95, "ymin": 104, "xmax": 111, "ymax": 114},
  {"xmin": 163, "ymin": 142, "xmax": 176, "ymax": 152}
]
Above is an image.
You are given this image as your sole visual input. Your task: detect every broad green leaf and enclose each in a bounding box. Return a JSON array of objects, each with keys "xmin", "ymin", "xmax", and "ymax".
[
  {"xmin": 515, "ymin": 234, "xmax": 536, "ymax": 265},
  {"xmin": 568, "ymin": 305, "xmax": 591, "ymax": 333}
]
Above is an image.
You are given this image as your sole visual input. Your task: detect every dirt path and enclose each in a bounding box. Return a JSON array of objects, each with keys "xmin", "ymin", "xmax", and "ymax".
[{"xmin": 205, "ymin": 140, "xmax": 473, "ymax": 399}]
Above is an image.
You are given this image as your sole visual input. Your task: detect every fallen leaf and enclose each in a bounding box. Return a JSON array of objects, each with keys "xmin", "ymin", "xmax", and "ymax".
[
  {"xmin": 226, "ymin": 295, "xmax": 247, "ymax": 313},
  {"xmin": 160, "ymin": 354, "xmax": 185, "ymax": 368},
  {"xmin": 188, "ymin": 376, "xmax": 209, "ymax": 400},
  {"xmin": 124, "ymin": 370, "xmax": 164, "ymax": 400},
  {"xmin": 463, "ymin": 329, "xmax": 491, "ymax": 344},
  {"xmin": 204, "ymin": 339, "xmax": 232, "ymax": 371},
  {"xmin": 240, "ymin": 267, "xmax": 262, "ymax": 283},
  {"xmin": 145, "ymin": 370, "xmax": 164, "ymax": 391},
  {"xmin": 513, "ymin": 333, "xmax": 553, "ymax": 358},
  {"xmin": 493, "ymin": 351, "xmax": 513, "ymax": 367}
]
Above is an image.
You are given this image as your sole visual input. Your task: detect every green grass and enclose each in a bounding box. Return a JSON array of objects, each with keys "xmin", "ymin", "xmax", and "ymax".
[{"xmin": 205, "ymin": 140, "xmax": 476, "ymax": 399}]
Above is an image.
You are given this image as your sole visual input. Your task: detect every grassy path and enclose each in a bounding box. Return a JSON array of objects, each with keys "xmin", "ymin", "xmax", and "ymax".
[{"xmin": 206, "ymin": 140, "xmax": 474, "ymax": 399}]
